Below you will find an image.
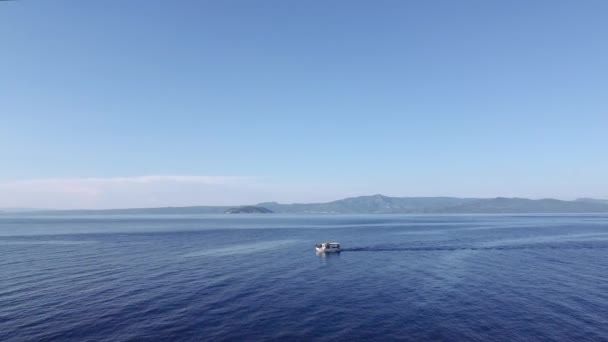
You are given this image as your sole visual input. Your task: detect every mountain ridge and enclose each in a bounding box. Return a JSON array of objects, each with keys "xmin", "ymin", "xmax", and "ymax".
[{"xmin": 5, "ymin": 195, "xmax": 608, "ymax": 215}]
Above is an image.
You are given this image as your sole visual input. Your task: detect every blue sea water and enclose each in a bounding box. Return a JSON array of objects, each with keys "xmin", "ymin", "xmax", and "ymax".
[{"xmin": 2, "ymin": 214, "xmax": 608, "ymax": 341}]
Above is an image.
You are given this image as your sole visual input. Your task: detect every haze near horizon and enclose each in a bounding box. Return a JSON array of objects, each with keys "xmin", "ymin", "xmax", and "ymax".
[{"xmin": 1, "ymin": 1, "xmax": 607, "ymax": 209}]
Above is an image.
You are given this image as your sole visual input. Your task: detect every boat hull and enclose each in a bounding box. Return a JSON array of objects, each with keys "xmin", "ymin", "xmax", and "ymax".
[{"xmin": 316, "ymin": 247, "xmax": 341, "ymax": 253}]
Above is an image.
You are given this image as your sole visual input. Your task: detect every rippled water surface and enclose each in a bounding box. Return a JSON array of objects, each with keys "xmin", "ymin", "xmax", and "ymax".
[{"xmin": 2, "ymin": 214, "xmax": 608, "ymax": 341}]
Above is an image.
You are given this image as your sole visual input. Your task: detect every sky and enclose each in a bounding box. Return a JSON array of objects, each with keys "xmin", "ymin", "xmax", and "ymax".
[{"xmin": 1, "ymin": 0, "xmax": 607, "ymax": 209}]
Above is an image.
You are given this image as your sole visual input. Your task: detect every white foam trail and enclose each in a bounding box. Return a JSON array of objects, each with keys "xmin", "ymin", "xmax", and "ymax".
[
  {"xmin": 394, "ymin": 230, "xmax": 445, "ymax": 235},
  {"xmin": 482, "ymin": 232, "xmax": 608, "ymax": 247}
]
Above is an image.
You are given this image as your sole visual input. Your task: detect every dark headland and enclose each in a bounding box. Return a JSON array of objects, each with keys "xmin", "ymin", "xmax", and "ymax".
[{"xmin": 224, "ymin": 206, "xmax": 273, "ymax": 214}]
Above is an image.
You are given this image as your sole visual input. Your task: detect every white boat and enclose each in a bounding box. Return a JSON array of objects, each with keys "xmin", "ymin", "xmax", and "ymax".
[{"xmin": 315, "ymin": 242, "xmax": 341, "ymax": 253}]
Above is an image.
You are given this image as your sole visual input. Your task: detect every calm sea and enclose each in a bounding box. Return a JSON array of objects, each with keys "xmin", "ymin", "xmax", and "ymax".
[{"xmin": 1, "ymin": 214, "xmax": 608, "ymax": 341}]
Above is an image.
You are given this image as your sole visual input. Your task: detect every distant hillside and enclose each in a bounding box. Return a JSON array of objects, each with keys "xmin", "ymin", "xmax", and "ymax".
[
  {"xmin": 5, "ymin": 195, "xmax": 608, "ymax": 215},
  {"xmin": 438, "ymin": 197, "xmax": 608, "ymax": 213},
  {"xmin": 576, "ymin": 198, "xmax": 608, "ymax": 206},
  {"xmin": 258, "ymin": 195, "xmax": 478, "ymax": 214},
  {"xmin": 259, "ymin": 195, "xmax": 608, "ymax": 214},
  {"xmin": 224, "ymin": 206, "xmax": 273, "ymax": 214}
]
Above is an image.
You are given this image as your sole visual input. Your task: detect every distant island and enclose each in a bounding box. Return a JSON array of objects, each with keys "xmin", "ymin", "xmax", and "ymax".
[
  {"xmin": 4, "ymin": 195, "xmax": 608, "ymax": 215},
  {"xmin": 256, "ymin": 195, "xmax": 608, "ymax": 214},
  {"xmin": 224, "ymin": 206, "xmax": 273, "ymax": 214}
]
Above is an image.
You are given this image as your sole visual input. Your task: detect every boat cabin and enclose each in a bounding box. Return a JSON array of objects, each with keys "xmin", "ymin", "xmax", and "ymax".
[{"xmin": 315, "ymin": 242, "xmax": 341, "ymax": 252}]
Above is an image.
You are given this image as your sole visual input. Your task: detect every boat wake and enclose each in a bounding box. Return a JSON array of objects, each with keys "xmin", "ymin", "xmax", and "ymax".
[{"xmin": 342, "ymin": 243, "xmax": 608, "ymax": 252}]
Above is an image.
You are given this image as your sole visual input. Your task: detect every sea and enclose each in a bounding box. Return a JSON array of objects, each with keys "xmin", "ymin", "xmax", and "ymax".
[{"xmin": 1, "ymin": 214, "xmax": 608, "ymax": 341}]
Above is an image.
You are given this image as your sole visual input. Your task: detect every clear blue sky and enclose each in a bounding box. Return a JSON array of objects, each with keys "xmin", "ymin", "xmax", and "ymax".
[{"xmin": 1, "ymin": 1, "xmax": 607, "ymax": 208}]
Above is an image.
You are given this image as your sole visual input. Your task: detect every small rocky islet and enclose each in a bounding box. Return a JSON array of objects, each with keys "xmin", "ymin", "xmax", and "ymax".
[{"xmin": 224, "ymin": 206, "xmax": 273, "ymax": 214}]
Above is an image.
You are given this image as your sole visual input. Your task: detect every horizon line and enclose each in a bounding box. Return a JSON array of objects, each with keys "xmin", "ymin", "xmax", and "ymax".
[{"xmin": 2, "ymin": 194, "xmax": 607, "ymax": 212}]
